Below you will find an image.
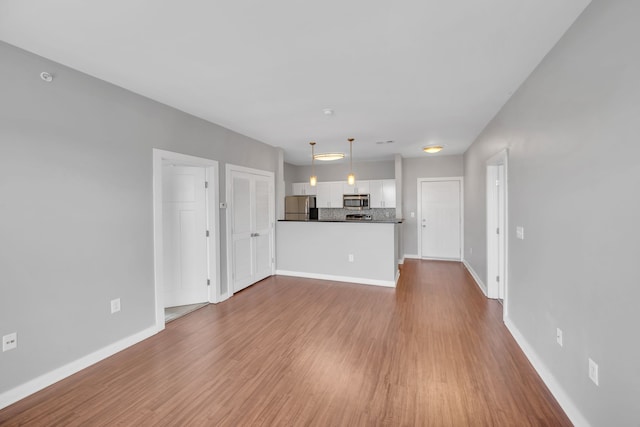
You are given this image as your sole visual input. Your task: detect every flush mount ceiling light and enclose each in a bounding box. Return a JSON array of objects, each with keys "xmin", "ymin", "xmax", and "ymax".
[
  {"xmin": 322, "ymin": 108, "xmax": 334, "ymax": 116},
  {"xmin": 314, "ymin": 153, "xmax": 344, "ymax": 161},
  {"xmin": 423, "ymin": 145, "xmax": 444, "ymax": 154},
  {"xmin": 309, "ymin": 141, "xmax": 317, "ymax": 187}
]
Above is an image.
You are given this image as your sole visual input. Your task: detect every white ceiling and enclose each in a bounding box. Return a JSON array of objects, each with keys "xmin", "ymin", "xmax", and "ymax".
[{"xmin": 0, "ymin": 0, "xmax": 590, "ymax": 165}]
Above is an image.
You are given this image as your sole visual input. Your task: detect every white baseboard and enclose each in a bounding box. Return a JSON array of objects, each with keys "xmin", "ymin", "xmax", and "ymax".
[
  {"xmin": 0, "ymin": 325, "xmax": 158, "ymax": 410},
  {"xmin": 403, "ymin": 253, "xmax": 419, "ymax": 259},
  {"xmin": 504, "ymin": 317, "xmax": 590, "ymax": 427},
  {"xmin": 462, "ymin": 259, "xmax": 488, "ymax": 296},
  {"xmin": 275, "ymin": 270, "xmax": 396, "ymax": 288}
]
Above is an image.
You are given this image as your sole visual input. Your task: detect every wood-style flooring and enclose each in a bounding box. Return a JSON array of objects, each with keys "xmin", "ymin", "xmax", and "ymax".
[{"xmin": 0, "ymin": 260, "xmax": 571, "ymax": 426}]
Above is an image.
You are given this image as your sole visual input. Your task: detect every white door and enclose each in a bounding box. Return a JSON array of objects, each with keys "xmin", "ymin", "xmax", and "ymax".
[
  {"xmin": 487, "ymin": 163, "xmax": 507, "ymax": 300},
  {"xmin": 420, "ymin": 180, "xmax": 461, "ymax": 260},
  {"xmin": 162, "ymin": 166, "xmax": 209, "ymax": 307},
  {"xmin": 230, "ymin": 170, "xmax": 274, "ymax": 293},
  {"xmin": 496, "ymin": 165, "xmax": 506, "ymax": 299}
]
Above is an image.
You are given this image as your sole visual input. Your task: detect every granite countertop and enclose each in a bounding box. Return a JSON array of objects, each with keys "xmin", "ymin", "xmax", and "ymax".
[{"xmin": 279, "ymin": 219, "xmax": 404, "ymax": 224}]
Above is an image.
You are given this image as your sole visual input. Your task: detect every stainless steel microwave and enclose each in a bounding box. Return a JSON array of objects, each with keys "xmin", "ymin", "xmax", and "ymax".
[{"xmin": 343, "ymin": 194, "xmax": 370, "ymax": 210}]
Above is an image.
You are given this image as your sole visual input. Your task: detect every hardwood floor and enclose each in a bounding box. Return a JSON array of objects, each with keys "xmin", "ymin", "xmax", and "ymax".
[{"xmin": 0, "ymin": 260, "xmax": 571, "ymax": 426}]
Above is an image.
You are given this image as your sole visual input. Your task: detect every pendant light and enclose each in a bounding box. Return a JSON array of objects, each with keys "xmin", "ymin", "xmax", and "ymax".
[
  {"xmin": 347, "ymin": 138, "xmax": 355, "ymax": 186},
  {"xmin": 309, "ymin": 141, "xmax": 317, "ymax": 187}
]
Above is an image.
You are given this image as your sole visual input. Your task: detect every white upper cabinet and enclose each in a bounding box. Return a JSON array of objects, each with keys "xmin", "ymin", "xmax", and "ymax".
[
  {"xmin": 369, "ymin": 179, "xmax": 396, "ymax": 208},
  {"xmin": 293, "ymin": 179, "xmax": 394, "ymax": 208},
  {"xmin": 316, "ymin": 182, "xmax": 343, "ymax": 208},
  {"xmin": 343, "ymin": 180, "xmax": 370, "ymax": 195},
  {"xmin": 292, "ymin": 182, "xmax": 317, "ymax": 195}
]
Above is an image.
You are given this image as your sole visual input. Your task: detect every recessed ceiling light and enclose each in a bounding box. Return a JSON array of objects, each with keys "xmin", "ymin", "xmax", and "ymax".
[
  {"xmin": 314, "ymin": 153, "xmax": 344, "ymax": 161},
  {"xmin": 423, "ymin": 145, "xmax": 443, "ymax": 154},
  {"xmin": 40, "ymin": 71, "xmax": 53, "ymax": 82}
]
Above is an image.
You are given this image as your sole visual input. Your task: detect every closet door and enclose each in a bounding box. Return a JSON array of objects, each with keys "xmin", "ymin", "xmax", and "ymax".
[{"xmin": 230, "ymin": 169, "xmax": 274, "ymax": 293}]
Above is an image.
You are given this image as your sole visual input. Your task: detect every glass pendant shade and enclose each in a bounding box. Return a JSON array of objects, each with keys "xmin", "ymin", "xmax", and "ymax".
[
  {"xmin": 347, "ymin": 138, "xmax": 355, "ymax": 185},
  {"xmin": 309, "ymin": 141, "xmax": 317, "ymax": 186}
]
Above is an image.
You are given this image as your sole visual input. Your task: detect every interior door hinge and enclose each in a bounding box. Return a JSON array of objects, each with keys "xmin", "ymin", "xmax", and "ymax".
[
  {"xmin": 205, "ymin": 181, "xmax": 209, "ymax": 189},
  {"xmin": 496, "ymin": 275, "xmax": 500, "ymax": 282},
  {"xmin": 206, "ymin": 230, "xmax": 210, "ymax": 237},
  {"xmin": 496, "ymin": 227, "xmax": 499, "ymax": 235},
  {"xmin": 207, "ymin": 279, "xmax": 211, "ymax": 286},
  {"xmin": 496, "ymin": 180, "xmax": 500, "ymax": 187}
]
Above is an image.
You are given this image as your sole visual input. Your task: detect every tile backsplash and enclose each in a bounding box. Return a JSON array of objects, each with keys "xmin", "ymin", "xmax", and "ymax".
[{"xmin": 319, "ymin": 208, "xmax": 396, "ymax": 221}]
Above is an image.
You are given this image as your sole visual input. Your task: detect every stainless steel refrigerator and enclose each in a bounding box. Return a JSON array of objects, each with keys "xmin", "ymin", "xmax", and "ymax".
[{"xmin": 285, "ymin": 195, "xmax": 318, "ymax": 221}]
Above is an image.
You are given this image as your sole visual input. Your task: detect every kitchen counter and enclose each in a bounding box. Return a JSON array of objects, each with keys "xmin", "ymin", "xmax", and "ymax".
[
  {"xmin": 276, "ymin": 220, "xmax": 402, "ymax": 287},
  {"xmin": 278, "ymin": 219, "xmax": 403, "ymax": 224}
]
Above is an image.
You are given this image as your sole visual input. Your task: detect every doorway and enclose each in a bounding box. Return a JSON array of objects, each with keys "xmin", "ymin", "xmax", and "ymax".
[
  {"xmin": 153, "ymin": 149, "xmax": 221, "ymax": 331},
  {"xmin": 486, "ymin": 149, "xmax": 508, "ymax": 308},
  {"xmin": 417, "ymin": 177, "xmax": 463, "ymax": 260},
  {"xmin": 226, "ymin": 165, "xmax": 275, "ymax": 294}
]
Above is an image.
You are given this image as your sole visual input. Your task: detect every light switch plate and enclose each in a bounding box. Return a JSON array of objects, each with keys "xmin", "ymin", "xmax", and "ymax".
[
  {"xmin": 516, "ymin": 226, "xmax": 524, "ymax": 240},
  {"xmin": 111, "ymin": 298, "xmax": 121, "ymax": 314}
]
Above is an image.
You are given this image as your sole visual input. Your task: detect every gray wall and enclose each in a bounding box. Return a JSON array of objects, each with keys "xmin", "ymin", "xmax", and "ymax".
[
  {"xmin": 463, "ymin": 1, "xmax": 639, "ymax": 425},
  {"xmin": 402, "ymin": 156, "xmax": 464, "ymax": 256},
  {"xmin": 0, "ymin": 42, "xmax": 280, "ymax": 394}
]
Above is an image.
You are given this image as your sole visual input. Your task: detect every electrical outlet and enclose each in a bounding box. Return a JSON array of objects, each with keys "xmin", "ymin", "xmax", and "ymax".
[
  {"xmin": 556, "ymin": 328, "xmax": 563, "ymax": 347},
  {"xmin": 410, "ymin": 212, "xmax": 415, "ymax": 218},
  {"xmin": 2, "ymin": 332, "xmax": 17, "ymax": 352},
  {"xmin": 110, "ymin": 298, "xmax": 121, "ymax": 314},
  {"xmin": 588, "ymin": 358, "xmax": 599, "ymax": 386},
  {"xmin": 516, "ymin": 226, "xmax": 525, "ymax": 240},
  {"xmin": 348, "ymin": 254, "xmax": 354, "ymax": 263}
]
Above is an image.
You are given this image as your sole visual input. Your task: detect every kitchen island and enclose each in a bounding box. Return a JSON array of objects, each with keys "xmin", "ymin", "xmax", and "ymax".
[{"xmin": 276, "ymin": 219, "xmax": 402, "ymax": 287}]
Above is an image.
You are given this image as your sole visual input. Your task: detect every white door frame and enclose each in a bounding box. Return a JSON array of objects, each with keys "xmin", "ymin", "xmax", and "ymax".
[
  {"xmin": 225, "ymin": 164, "xmax": 275, "ymax": 296},
  {"xmin": 486, "ymin": 149, "xmax": 509, "ymax": 313},
  {"xmin": 152, "ymin": 149, "xmax": 221, "ymax": 332},
  {"xmin": 417, "ymin": 177, "xmax": 464, "ymax": 261}
]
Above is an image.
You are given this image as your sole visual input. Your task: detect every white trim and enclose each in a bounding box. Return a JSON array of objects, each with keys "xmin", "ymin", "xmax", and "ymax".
[
  {"xmin": 152, "ymin": 149, "xmax": 221, "ymax": 332},
  {"xmin": 205, "ymin": 166, "xmax": 222, "ymax": 304},
  {"xmin": 225, "ymin": 164, "xmax": 276, "ymax": 296},
  {"xmin": 403, "ymin": 253, "xmax": 420, "ymax": 259},
  {"xmin": 504, "ymin": 317, "xmax": 591, "ymax": 427},
  {"xmin": 462, "ymin": 259, "xmax": 488, "ymax": 296},
  {"xmin": 276, "ymin": 270, "xmax": 397, "ymax": 288},
  {"xmin": 416, "ymin": 176, "xmax": 464, "ymax": 261},
  {"xmin": 0, "ymin": 326, "xmax": 157, "ymax": 410},
  {"xmin": 420, "ymin": 256, "xmax": 461, "ymax": 262}
]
